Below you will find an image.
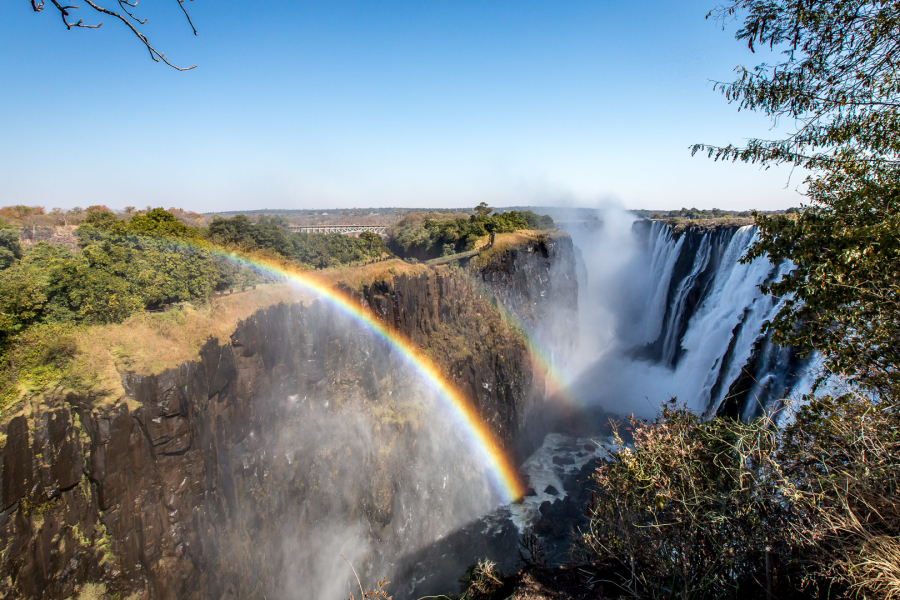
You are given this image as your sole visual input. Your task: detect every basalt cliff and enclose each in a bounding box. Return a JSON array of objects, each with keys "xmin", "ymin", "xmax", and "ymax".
[{"xmin": 0, "ymin": 233, "xmax": 577, "ymax": 600}]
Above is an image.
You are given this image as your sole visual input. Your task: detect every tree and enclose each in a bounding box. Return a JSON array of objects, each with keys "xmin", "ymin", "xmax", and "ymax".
[
  {"xmin": 0, "ymin": 230, "xmax": 23, "ymax": 269},
  {"xmin": 473, "ymin": 202, "xmax": 493, "ymax": 217},
  {"xmin": 695, "ymin": 1, "xmax": 900, "ymax": 394},
  {"xmin": 745, "ymin": 167, "xmax": 900, "ymax": 393},
  {"xmin": 50, "ymin": 207, "xmax": 68, "ymax": 226},
  {"xmin": 28, "ymin": 0, "xmax": 199, "ymax": 70},
  {"xmin": 123, "ymin": 207, "xmax": 198, "ymax": 239},
  {"xmin": 693, "ymin": 0, "xmax": 900, "ymax": 171}
]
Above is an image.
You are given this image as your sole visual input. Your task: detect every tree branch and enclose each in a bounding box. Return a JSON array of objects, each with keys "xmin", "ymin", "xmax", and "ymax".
[{"xmin": 29, "ymin": 0, "xmax": 197, "ymax": 69}]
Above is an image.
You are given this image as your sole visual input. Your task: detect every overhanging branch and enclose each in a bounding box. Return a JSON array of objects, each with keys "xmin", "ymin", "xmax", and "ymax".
[{"xmin": 29, "ymin": 0, "xmax": 197, "ymax": 70}]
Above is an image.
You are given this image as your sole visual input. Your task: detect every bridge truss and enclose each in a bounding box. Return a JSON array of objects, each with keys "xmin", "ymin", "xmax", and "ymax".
[{"xmin": 287, "ymin": 225, "xmax": 387, "ymax": 236}]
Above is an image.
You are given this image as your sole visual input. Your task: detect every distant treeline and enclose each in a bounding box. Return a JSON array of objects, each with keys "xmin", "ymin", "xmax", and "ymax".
[
  {"xmin": 632, "ymin": 207, "xmax": 800, "ymax": 220},
  {"xmin": 209, "ymin": 207, "xmax": 463, "ymax": 218},
  {"xmin": 205, "ymin": 214, "xmax": 389, "ymax": 268}
]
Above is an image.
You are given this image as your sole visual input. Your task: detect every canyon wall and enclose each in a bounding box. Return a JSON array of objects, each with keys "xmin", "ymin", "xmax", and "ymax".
[{"xmin": 0, "ymin": 236, "xmax": 578, "ymax": 600}]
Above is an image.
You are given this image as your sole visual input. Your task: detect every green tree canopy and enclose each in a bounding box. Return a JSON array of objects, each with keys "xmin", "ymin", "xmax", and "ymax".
[
  {"xmin": 693, "ymin": 0, "xmax": 900, "ymax": 171},
  {"xmin": 696, "ymin": 1, "xmax": 900, "ymax": 394}
]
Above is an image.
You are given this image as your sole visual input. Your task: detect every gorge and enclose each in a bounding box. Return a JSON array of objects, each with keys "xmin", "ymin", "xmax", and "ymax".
[{"xmin": 0, "ymin": 218, "xmax": 811, "ymax": 600}]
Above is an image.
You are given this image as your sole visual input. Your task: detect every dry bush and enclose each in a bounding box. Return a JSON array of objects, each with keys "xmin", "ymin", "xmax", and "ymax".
[
  {"xmin": 580, "ymin": 401, "xmax": 796, "ymax": 599},
  {"xmin": 781, "ymin": 393, "xmax": 900, "ymax": 599},
  {"xmin": 580, "ymin": 393, "xmax": 900, "ymax": 600},
  {"xmin": 459, "ymin": 559, "xmax": 504, "ymax": 599}
]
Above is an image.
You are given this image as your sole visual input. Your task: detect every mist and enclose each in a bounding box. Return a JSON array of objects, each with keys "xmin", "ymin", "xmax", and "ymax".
[
  {"xmin": 193, "ymin": 302, "xmax": 507, "ymax": 600},
  {"xmin": 555, "ymin": 205, "xmax": 807, "ymax": 420}
]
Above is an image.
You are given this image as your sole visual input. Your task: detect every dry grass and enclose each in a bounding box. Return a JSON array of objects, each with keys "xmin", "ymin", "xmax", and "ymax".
[
  {"xmin": 72, "ymin": 260, "xmax": 428, "ymax": 404},
  {"xmin": 75, "ymin": 284, "xmax": 303, "ymax": 402},
  {"xmin": 315, "ymin": 258, "xmax": 426, "ymax": 290},
  {"xmin": 76, "ymin": 582, "xmax": 106, "ymax": 600},
  {"xmin": 472, "ymin": 230, "xmax": 557, "ymax": 268}
]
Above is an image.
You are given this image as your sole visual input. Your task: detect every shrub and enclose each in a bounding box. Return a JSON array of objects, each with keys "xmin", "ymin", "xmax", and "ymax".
[
  {"xmin": 780, "ymin": 393, "xmax": 900, "ymax": 599},
  {"xmin": 581, "ymin": 401, "xmax": 793, "ymax": 599},
  {"xmin": 581, "ymin": 393, "xmax": 900, "ymax": 600},
  {"xmin": 458, "ymin": 559, "xmax": 504, "ymax": 599}
]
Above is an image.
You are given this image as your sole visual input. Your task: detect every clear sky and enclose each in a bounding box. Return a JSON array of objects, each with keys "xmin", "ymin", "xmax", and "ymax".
[{"xmin": 0, "ymin": 1, "xmax": 807, "ymax": 212}]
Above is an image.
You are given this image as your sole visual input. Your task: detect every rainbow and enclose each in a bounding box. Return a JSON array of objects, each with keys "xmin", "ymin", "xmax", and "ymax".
[
  {"xmin": 199, "ymin": 247, "xmax": 526, "ymax": 504},
  {"xmin": 447, "ymin": 270, "xmax": 578, "ymax": 407}
]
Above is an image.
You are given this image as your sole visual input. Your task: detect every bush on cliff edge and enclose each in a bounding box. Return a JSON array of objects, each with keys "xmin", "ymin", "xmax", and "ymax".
[{"xmin": 581, "ymin": 393, "xmax": 900, "ymax": 600}]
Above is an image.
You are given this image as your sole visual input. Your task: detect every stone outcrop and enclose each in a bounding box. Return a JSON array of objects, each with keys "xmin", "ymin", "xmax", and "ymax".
[
  {"xmin": 474, "ymin": 233, "xmax": 579, "ymax": 361},
  {"xmin": 0, "ymin": 240, "xmax": 579, "ymax": 599}
]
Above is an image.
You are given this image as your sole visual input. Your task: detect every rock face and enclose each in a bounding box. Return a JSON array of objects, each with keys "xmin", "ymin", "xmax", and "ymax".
[
  {"xmin": 474, "ymin": 233, "xmax": 579, "ymax": 362},
  {"xmin": 18, "ymin": 226, "xmax": 79, "ymax": 252},
  {"xmin": 0, "ymin": 244, "xmax": 578, "ymax": 600}
]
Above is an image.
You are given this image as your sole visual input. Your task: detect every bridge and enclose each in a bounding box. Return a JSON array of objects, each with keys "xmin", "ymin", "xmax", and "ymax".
[{"xmin": 287, "ymin": 224, "xmax": 388, "ymax": 236}]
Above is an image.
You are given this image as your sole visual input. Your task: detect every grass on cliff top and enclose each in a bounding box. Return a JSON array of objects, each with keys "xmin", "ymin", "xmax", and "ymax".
[
  {"xmin": 0, "ymin": 259, "xmax": 426, "ymax": 422},
  {"xmin": 471, "ymin": 229, "xmax": 564, "ymax": 269},
  {"xmin": 82, "ymin": 259, "xmax": 425, "ymax": 381}
]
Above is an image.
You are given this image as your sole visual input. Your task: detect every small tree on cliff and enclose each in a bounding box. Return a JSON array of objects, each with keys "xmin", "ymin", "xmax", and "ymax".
[
  {"xmin": 693, "ymin": 0, "xmax": 900, "ymax": 393},
  {"xmin": 473, "ymin": 202, "xmax": 493, "ymax": 217}
]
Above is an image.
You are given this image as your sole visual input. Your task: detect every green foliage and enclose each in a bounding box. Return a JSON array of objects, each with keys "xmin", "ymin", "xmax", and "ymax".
[
  {"xmin": 694, "ymin": 0, "xmax": 900, "ymax": 171},
  {"xmin": 0, "ymin": 323, "xmax": 85, "ymax": 413},
  {"xmin": 745, "ymin": 165, "xmax": 900, "ymax": 394},
  {"xmin": 120, "ymin": 207, "xmax": 198, "ymax": 238},
  {"xmin": 634, "ymin": 207, "xmax": 756, "ymax": 220},
  {"xmin": 207, "ymin": 215, "xmax": 389, "ymax": 268},
  {"xmin": 0, "ymin": 258, "xmax": 50, "ymax": 341},
  {"xmin": 696, "ymin": 3, "xmax": 900, "ymax": 394},
  {"xmin": 473, "ymin": 201, "xmax": 493, "ymax": 217},
  {"xmin": 82, "ymin": 209, "xmax": 118, "ymax": 230},
  {"xmin": 389, "ymin": 206, "xmax": 551, "ymax": 260},
  {"xmin": 0, "ymin": 229, "xmax": 23, "ymax": 269},
  {"xmin": 0, "ymin": 210, "xmax": 224, "ymax": 344},
  {"xmin": 517, "ymin": 209, "xmax": 554, "ymax": 229}
]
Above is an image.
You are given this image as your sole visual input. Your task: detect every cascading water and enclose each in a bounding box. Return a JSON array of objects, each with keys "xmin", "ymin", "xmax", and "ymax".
[{"xmin": 563, "ymin": 212, "xmax": 812, "ymax": 419}]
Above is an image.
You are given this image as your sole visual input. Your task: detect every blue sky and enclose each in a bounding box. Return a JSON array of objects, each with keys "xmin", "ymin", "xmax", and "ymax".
[{"xmin": 0, "ymin": 1, "xmax": 806, "ymax": 212}]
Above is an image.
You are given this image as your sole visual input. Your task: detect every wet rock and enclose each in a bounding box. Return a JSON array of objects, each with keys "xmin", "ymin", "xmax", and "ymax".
[
  {"xmin": 539, "ymin": 500, "xmax": 553, "ymax": 516},
  {"xmin": 0, "ymin": 247, "xmax": 582, "ymax": 599},
  {"xmin": 532, "ymin": 519, "xmax": 553, "ymax": 535},
  {"xmin": 1, "ymin": 417, "xmax": 32, "ymax": 510},
  {"xmin": 524, "ymin": 487, "xmax": 537, "ymax": 497},
  {"xmin": 552, "ymin": 455, "xmax": 575, "ymax": 466},
  {"xmin": 544, "ymin": 485, "xmax": 559, "ymax": 496}
]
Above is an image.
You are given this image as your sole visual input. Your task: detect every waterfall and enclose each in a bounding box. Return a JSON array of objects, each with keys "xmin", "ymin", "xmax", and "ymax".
[
  {"xmin": 566, "ymin": 216, "xmax": 813, "ymax": 420},
  {"xmin": 639, "ymin": 221, "xmax": 683, "ymax": 345}
]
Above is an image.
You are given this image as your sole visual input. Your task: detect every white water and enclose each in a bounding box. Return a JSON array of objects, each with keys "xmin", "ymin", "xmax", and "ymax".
[
  {"xmin": 509, "ymin": 433, "xmax": 615, "ymax": 531},
  {"xmin": 565, "ymin": 213, "xmax": 814, "ymax": 419}
]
